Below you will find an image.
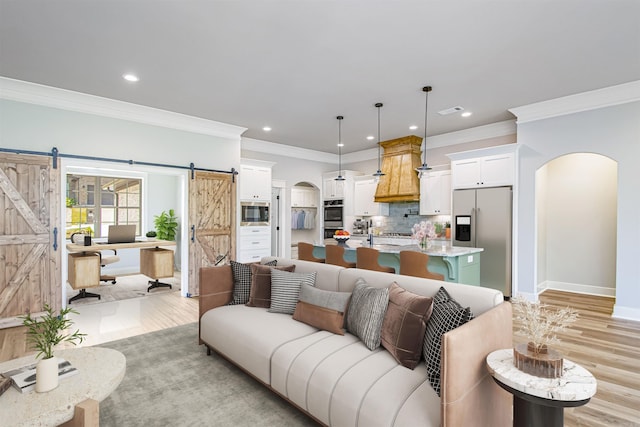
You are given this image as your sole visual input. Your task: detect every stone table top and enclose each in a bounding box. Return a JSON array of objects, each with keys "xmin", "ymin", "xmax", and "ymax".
[
  {"xmin": 486, "ymin": 348, "xmax": 597, "ymax": 402},
  {"xmin": 0, "ymin": 347, "xmax": 126, "ymax": 427}
]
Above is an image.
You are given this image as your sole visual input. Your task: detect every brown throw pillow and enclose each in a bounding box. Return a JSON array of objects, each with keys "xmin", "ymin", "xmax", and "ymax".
[
  {"xmin": 293, "ymin": 284, "xmax": 351, "ymax": 335},
  {"xmin": 246, "ymin": 264, "xmax": 296, "ymax": 308},
  {"xmin": 381, "ymin": 282, "xmax": 434, "ymax": 369}
]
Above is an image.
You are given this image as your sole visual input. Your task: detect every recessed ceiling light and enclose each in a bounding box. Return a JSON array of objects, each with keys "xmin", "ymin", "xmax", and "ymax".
[
  {"xmin": 409, "ymin": 125, "xmax": 418, "ymax": 130},
  {"xmin": 122, "ymin": 73, "xmax": 139, "ymax": 82},
  {"xmin": 366, "ymin": 135, "xmax": 374, "ymax": 140},
  {"xmin": 337, "ymin": 143, "xmax": 344, "ymax": 147},
  {"xmin": 262, "ymin": 126, "xmax": 272, "ymax": 132},
  {"xmin": 461, "ymin": 111, "xmax": 472, "ymax": 117}
]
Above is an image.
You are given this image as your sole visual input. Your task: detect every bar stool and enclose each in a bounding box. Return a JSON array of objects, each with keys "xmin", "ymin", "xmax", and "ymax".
[
  {"xmin": 356, "ymin": 247, "xmax": 395, "ymax": 273},
  {"xmin": 297, "ymin": 242, "xmax": 325, "ymax": 263},
  {"xmin": 399, "ymin": 250, "xmax": 445, "ymax": 280},
  {"xmin": 326, "ymin": 245, "xmax": 356, "ymax": 268}
]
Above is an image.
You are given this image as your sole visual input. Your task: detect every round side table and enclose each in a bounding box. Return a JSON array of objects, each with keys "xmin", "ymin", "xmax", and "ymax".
[{"xmin": 486, "ymin": 348, "xmax": 596, "ymax": 427}]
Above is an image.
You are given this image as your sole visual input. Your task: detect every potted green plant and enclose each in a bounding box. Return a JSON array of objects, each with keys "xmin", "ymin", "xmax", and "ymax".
[
  {"xmin": 146, "ymin": 230, "xmax": 157, "ymax": 240},
  {"xmin": 154, "ymin": 209, "xmax": 178, "ymax": 241},
  {"xmin": 20, "ymin": 304, "xmax": 86, "ymax": 392}
]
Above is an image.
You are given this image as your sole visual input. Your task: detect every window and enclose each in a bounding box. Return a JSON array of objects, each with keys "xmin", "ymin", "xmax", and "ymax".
[{"xmin": 66, "ymin": 174, "xmax": 142, "ymax": 238}]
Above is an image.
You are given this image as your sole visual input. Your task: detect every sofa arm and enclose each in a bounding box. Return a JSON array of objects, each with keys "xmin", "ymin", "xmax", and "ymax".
[
  {"xmin": 198, "ymin": 265, "xmax": 233, "ymax": 344},
  {"xmin": 440, "ymin": 301, "xmax": 513, "ymax": 427}
]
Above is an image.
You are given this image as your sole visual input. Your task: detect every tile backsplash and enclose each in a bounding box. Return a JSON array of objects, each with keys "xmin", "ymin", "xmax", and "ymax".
[{"xmin": 366, "ymin": 202, "xmax": 450, "ymax": 235}]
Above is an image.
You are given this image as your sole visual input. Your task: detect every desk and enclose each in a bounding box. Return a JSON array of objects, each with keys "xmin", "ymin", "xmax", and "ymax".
[
  {"xmin": 486, "ymin": 348, "xmax": 597, "ymax": 427},
  {"xmin": 0, "ymin": 347, "xmax": 126, "ymax": 427},
  {"xmin": 67, "ymin": 240, "xmax": 177, "ymax": 293}
]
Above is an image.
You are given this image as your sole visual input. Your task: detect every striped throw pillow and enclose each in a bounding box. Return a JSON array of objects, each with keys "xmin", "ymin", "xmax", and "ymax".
[
  {"xmin": 268, "ymin": 269, "xmax": 317, "ymax": 314},
  {"xmin": 346, "ymin": 278, "xmax": 390, "ymax": 351}
]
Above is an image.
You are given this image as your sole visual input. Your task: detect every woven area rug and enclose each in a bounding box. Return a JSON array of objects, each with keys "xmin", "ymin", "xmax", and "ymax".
[
  {"xmin": 66, "ymin": 273, "xmax": 180, "ymax": 306},
  {"xmin": 97, "ymin": 323, "xmax": 313, "ymax": 426}
]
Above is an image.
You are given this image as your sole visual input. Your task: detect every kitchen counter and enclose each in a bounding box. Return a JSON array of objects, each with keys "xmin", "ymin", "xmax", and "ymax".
[{"xmin": 312, "ymin": 242, "xmax": 483, "ymax": 285}]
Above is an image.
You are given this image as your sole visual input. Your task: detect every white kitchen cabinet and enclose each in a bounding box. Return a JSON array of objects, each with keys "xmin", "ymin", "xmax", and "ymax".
[
  {"xmin": 239, "ymin": 164, "xmax": 272, "ymax": 201},
  {"xmin": 420, "ymin": 170, "xmax": 451, "ymax": 215},
  {"xmin": 449, "ymin": 146, "xmax": 516, "ymax": 189},
  {"xmin": 322, "ymin": 170, "xmax": 363, "ymax": 217},
  {"xmin": 238, "ymin": 226, "xmax": 271, "ymax": 262},
  {"xmin": 354, "ymin": 177, "xmax": 389, "ymax": 216},
  {"xmin": 291, "ymin": 187, "xmax": 318, "ymax": 208},
  {"xmin": 323, "ymin": 176, "xmax": 345, "ymax": 200}
]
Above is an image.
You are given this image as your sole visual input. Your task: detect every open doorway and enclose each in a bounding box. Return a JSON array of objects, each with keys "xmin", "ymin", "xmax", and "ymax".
[
  {"xmin": 535, "ymin": 153, "xmax": 617, "ymax": 298},
  {"xmin": 290, "ymin": 182, "xmax": 321, "ymax": 259}
]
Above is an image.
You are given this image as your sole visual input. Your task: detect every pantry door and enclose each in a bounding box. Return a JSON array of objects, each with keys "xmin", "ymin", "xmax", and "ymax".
[
  {"xmin": 0, "ymin": 153, "xmax": 61, "ymax": 328},
  {"xmin": 188, "ymin": 171, "xmax": 235, "ymax": 296}
]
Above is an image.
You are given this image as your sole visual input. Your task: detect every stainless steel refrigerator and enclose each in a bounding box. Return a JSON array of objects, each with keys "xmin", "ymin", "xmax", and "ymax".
[{"xmin": 452, "ymin": 187, "xmax": 512, "ymax": 297}]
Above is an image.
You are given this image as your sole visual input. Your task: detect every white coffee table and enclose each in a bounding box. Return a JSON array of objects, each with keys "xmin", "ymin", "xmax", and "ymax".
[
  {"xmin": 0, "ymin": 347, "xmax": 126, "ymax": 427},
  {"xmin": 486, "ymin": 348, "xmax": 597, "ymax": 427}
]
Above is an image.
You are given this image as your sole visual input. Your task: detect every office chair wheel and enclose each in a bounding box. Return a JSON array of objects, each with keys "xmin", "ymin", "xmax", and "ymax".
[{"xmin": 111, "ymin": 279, "xmax": 116, "ymax": 284}]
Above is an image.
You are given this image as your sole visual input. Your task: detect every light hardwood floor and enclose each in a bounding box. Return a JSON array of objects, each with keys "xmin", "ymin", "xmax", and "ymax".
[{"xmin": 1, "ymin": 289, "xmax": 638, "ymax": 426}]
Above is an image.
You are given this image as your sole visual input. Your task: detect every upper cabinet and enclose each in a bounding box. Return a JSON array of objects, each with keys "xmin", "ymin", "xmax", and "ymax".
[
  {"xmin": 239, "ymin": 163, "xmax": 272, "ymax": 201},
  {"xmin": 354, "ymin": 177, "xmax": 390, "ymax": 216},
  {"xmin": 419, "ymin": 170, "xmax": 451, "ymax": 215},
  {"xmin": 323, "ymin": 175, "xmax": 345, "ymax": 200},
  {"xmin": 448, "ymin": 145, "xmax": 517, "ymax": 189},
  {"xmin": 322, "ymin": 170, "xmax": 362, "ymax": 216},
  {"xmin": 291, "ymin": 186, "xmax": 318, "ymax": 208}
]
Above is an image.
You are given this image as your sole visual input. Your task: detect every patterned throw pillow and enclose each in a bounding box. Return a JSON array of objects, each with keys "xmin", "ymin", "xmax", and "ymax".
[
  {"xmin": 230, "ymin": 260, "xmax": 277, "ymax": 305},
  {"xmin": 381, "ymin": 283, "xmax": 434, "ymax": 369},
  {"xmin": 293, "ymin": 284, "xmax": 351, "ymax": 335},
  {"xmin": 246, "ymin": 263, "xmax": 296, "ymax": 308},
  {"xmin": 423, "ymin": 287, "xmax": 474, "ymax": 396},
  {"xmin": 268, "ymin": 269, "xmax": 317, "ymax": 315},
  {"xmin": 346, "ymin": 279, "xmax": 390, "ymax": 351}
]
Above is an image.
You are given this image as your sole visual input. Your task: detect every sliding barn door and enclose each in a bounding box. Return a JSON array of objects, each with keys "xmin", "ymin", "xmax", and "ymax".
[
  {"xmin": 188, "ymin": 171, "xmax": 235, "ymax": 296},
  {"xmin": 0, "ymin": 153, "xmax": 61, "ymax": 328}
]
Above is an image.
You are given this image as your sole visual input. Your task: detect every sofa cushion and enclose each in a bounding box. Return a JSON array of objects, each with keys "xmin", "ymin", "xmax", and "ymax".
[
  {"xmin": 381, "ymin": 283, "xmax": 434, "ymax": 369},
  {"xmin": 423, "ymin": 286, "xmax": 474, "ymax": 396},
  {"xmin": 247, "ymin": 264, "xmax": 296, "ymax": 308},
  {"xmin": 230, "ymin": 260, "xmax": 277, "ymax": 305},
  {"xmin": 292, "ymin": 284, "xmax": 351, "ymax": 335},
  {"xmin": 346, "ymin": 279, "xmax": 390, "ymax": 351},
  {"xmin": 269, "ymin": 269, "xmax": 317, "ymax": 314}
]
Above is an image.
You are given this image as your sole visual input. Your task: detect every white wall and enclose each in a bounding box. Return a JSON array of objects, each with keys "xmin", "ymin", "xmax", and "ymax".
[
  {"xmin": 516, "ymin": 101, "xmax": 640, "ymax": 320},
  {"xmin": 537, "ymin": 153, "xmax": 617, "ymax": 295}
]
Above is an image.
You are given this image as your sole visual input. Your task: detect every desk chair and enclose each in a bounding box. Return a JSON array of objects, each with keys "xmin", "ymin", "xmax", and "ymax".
[
  {"xmin": 399, "ymin": 251, "xmax": 445, "ymax": 281},
  {"xmin": 356, "ymin": 247, "xmax": 395, "ymax": 273},
  {"xmin": 297, "ymin": 242, "xmax": 325, "ymax": 263},
  {"xmin": 325, "ymin": 245, "xmax": 356, "ymax": 268}
]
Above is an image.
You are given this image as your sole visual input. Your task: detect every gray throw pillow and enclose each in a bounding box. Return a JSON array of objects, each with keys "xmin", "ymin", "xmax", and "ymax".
[
  {"xmin": 293, "ymin": 284, "xmax": 352, "ymax": 334},
  {"xmin": 269, "ymin": 269, "xmax": 317, "ymax": 314},
  {"xmin": 230, "ymin": 260, "xmax": 277, "ymax": 305},
  {"xmin": 346, "ymin": 278, "xmax": 390, "ymax": 351},
  {"xmin": 423, "ymin": 287, "xmax": 473, "ymax": 396}
]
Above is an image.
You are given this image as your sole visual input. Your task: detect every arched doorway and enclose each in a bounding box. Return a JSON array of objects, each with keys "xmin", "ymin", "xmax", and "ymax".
[
  {"xmin": 290, "ymin": 181, "xmax": 321, "ymax": 258},
  {"xmin": 535, "ymin": 153, "xmax": 617, "ymax": 297}
]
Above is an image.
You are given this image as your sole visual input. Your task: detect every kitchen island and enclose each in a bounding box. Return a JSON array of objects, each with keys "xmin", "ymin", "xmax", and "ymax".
[{"xmin": 311, "ymin": 242, "xmax": 483, "ymax": 285}]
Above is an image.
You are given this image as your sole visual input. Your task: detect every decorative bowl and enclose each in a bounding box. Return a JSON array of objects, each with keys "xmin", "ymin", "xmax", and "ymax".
[{"xmin": 333, "ymin": 235, "xmax": 350, "ymax": 246}]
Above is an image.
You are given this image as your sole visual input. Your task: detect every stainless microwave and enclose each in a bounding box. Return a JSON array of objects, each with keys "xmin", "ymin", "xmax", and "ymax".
[{"xmin": 241, "ymin": 201, "xmax": 270, "ymax": 226}]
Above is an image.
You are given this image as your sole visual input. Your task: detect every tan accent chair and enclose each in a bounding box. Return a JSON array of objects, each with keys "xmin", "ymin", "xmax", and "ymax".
[
  {"xmin": 399, "ymin": 250, "xmax": 445, "ymax": 280},
  {"xmin": 356, "ymin": 247, "xmax": 395, "ymax": 273},
  {"xmin": 297, "ymin": 242, "xmax": 325, "ymax": 263},
  {"xmin": 325, "ymin": 245, "xmax": 356, "ymax": 268}
]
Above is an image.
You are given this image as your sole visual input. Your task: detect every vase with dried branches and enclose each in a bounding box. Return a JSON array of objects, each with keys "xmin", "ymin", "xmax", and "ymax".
[{"xmin": 511, "ymin": 295, "xmax": 579, "ymax": 378}]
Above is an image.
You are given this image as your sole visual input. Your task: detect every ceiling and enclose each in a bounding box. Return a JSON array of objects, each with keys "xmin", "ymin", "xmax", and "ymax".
[{"xmin": 1, "ymin": 0, "xmax": 638, "ymax": 154}]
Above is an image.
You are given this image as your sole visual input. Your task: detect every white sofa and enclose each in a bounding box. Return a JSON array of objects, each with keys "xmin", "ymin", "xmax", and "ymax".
[{"xmin": 199, "ymin": 258, "xmax": 512, "ymax": 427}]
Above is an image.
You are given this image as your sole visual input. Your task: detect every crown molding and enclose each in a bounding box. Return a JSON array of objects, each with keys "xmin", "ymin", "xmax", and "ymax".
[
  {"xmin": 426, "ymin": 120, "xmax": 516, "ymax": 149},
  {"xmin": 0, "ymin": 77, "xmax": 247, "ymax": 139},
  {"xmin": 509, "ymin": 80, "xmax": 640, "ymax": 124},
  {"xmin": 241, "ymin": 137, "xmax": 337, "ymax": 164}
]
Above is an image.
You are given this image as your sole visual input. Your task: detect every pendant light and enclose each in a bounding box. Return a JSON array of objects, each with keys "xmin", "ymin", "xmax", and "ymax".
[
  {"xmin": 372, "ymin": 102, "xmax": 385, "ymax": 181},
  {"xmin": 335, "ymin": 116, "xmax": 346, "ymax": 181},
  {"xmin": 415, "ymin": 85, "xmax": 433, "ymax": 178}
]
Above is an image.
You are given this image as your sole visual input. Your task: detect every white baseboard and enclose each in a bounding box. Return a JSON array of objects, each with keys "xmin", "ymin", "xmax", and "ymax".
[
  {"xmin": 612, "ymin": 305, "xmax": 640, "ymax": 322},
  {"xmin": 539, "ymin": 280, "xmax": 616, "ymax": 298}
]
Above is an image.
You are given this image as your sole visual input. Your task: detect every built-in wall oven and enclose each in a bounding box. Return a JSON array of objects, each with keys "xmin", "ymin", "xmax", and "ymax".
[
  {"xmin": 241, "ymin": 201, "xmax": 270, "ymax": 226},
  {"xmin": 323, "ymin": 199, "xmax": 344, "ymax": 238}
]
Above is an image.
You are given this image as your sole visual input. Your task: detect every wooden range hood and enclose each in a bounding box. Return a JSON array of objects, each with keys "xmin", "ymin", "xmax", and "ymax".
[{"xmin": 374, "ymin": 135, "xmax": 422, "ymax": 203}]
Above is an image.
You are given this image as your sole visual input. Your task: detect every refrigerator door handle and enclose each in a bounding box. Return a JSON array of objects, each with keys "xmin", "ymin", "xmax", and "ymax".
[{"xmin": 471, "ymin": 207, "xmax": 476, "ymax": 247}]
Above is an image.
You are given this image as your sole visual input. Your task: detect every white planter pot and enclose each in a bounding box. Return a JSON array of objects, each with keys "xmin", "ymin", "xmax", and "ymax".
[{"xmin": 36, "ymin": 356, "xmax": 59, "ymax": 393}]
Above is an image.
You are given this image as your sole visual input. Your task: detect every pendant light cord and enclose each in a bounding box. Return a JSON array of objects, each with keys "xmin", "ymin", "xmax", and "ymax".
[{"xmin": 423, "ymin": 87, "xmax": 429, "ymax": 166}]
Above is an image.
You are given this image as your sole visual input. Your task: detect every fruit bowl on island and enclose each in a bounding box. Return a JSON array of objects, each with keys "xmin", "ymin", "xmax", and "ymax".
[{"xmin": 333, "ymin": 232, "xmax": 350, "ymax": 247}]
